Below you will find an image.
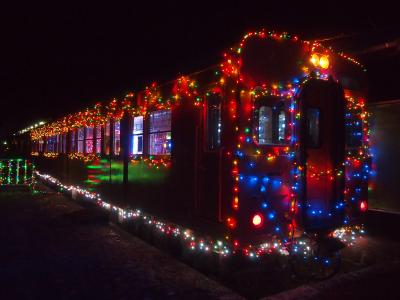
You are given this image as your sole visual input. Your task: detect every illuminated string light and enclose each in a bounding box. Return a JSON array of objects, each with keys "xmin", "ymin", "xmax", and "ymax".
[{"xmin": 35, "ymin": 171, "xmax": 364, "ymax": 260}]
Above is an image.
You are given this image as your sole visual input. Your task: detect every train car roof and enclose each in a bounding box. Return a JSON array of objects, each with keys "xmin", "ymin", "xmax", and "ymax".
[{"xmin": 30, "ymin": 29, "xmax": 366, "ymax": 140}]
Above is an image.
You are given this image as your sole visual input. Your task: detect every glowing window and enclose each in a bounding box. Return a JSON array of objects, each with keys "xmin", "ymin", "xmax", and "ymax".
[
  {"xmin": 95, "ymin": 125, "xmax": 102, "ymax": 154},
  {"xmin": 39, "ymin": 140, "xmax": 44, "ymax": 152},
  {"xmin": 258, "ymin": 104, "xmax": 287, "ymax": 145},
  {"xmin": 70, "ymin": 131, "xmax": 76, "ymax": 153},
  {"xmin": 258, "ymin": 106, "xmax": 272, "ymax": 144},
  {"xmin": 149, "ymin": 110, "xmax": 171, "ymax": 155},
  {"xmin": 62, "ymin": 134, "xmax": 67, "ymax": 154},
  {"xmin": 104, "ymin": 122, "xmax": 110, "ymax": 155},
  {"xmin": 50, "ymin": 135, "xmax": 57, "ymax": 153},
  {"xmin": 77, "ymin": 128, "xmax": 84, "ymax": 153},
  {"xmin": 206, "ymin": 94, "xmax": 222, "ymax": 150},
  {"xmin": 132, "ymin": 116, "xmax": 143, "ymax": 155},
  {"xmin": 113, "ymin": 121, "xmax": 121, "ymax": 156},
  {"xmin": 85, "ymin": 126, "xmax": 94, "ymax": 153},
  {"xmin": 55, "ymin": 135, "xmax": 59, "ymax": 153}
]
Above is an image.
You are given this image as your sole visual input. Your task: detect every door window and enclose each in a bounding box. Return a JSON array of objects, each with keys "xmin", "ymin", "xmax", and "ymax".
[
  {"xmin": 306, "ymin": 108, "xmax": 320, "ymax": 147},
  {"xmin": 206, "ymin": 94, "xmax": 222, "ymax": 150}
]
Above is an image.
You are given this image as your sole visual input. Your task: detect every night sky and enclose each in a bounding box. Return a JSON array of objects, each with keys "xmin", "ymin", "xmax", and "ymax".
[{"xmin": 1, "ymin": 2, "xmax": 399, "ymax": 138}]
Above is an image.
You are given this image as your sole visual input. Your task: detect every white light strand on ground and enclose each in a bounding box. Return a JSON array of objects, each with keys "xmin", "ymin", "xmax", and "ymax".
[{"xmin": 35, "ymin": 171, "xmax": 364, "ymax": 260}]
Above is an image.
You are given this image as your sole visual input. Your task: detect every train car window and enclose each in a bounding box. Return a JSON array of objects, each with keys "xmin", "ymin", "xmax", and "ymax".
[
  {"xmin": 51, "ymin": 136, "xmax": 56, "ymax": 152},
  {"xmin": 258, "ymin": 106, "xmax": 273, "ymax": 144},
  {"xmin": 95, "ymin": 125, "xmax": 102, "ymax": 154},
  {"xmin": 132, "ymin": 116, "xmax": 143, "ymax": 155},
  {"xmin": 257, "ymin": 103, "xmax": 287, "ymax": 145},
  {"xmin": 77, "ymin": 128, "xmax": 84, "ymax": 153},
  {"xmin": 46, "ymin": 136, "xmax": 52, "ymax": 153},
  {"xmin": 113, "ymin": 121, "xmax": 121, "ymax": 155},
  {"xmin": 149, "ymin": 110, "xmax": 171, "ymax": 155},
  {"xmin": 70, "ymin": 131, "xmax": 76, "ymax": 153},
  {"xmin": 206, "ymin": 94, "xmax": 222, "ymax": 150},
  {"xmin": 306, "ymin": 108, "xmax": 320, "ymax": 147},
  {"xmin": 51, "ymin": 136, "xmax": 55, "ymax": 153},
  {"xmin": 58, "ymin": 135, "xmax": 62, "ymax": 153},
  {"xmin": 54, "ymin": 135, "xmax": 59, "ymax": 153},
  {"xmin": 104, "ymin": 122, "xmax": 110, "ymax": 155},
  {"xmin": 62, "ymin": 134, "xmax": 67, "ymax": 154},
  {"xmin": 85, "ymin": 126, "xmax": 94, "ymax": 154}
]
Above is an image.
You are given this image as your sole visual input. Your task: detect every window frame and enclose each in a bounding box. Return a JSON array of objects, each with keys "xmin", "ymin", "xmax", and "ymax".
[
  {"xmin": 253, "ymin": 96, "xmax": 289, "ymax": 147},
  {"xmin": 77, "ymin": 127, "xmax": 85, "ymax": 153},
  {"xmin": 113, "ymin": 120, "xmax": 121, "ymax": 156},
  {"xmin": 104, "ymin": 121, "xmax": 111, "ymax": 156},
  {"xmin": 148, "ymin": 109, "xmax": 172, "ymax": 156},
  {"xmin": 132, "ymin": 115, "xmax": 144, "ymax": 155},
  {"xmin": 85, "ymin": 126, "xmax": 94, "ymax": 154},
  {"xmin": 70, "ymin": 130, "xmax": 76, "ymax": 153},
  {"xmin": 95, "ymin": 124, "xmax": 102, "ymax": 155}
]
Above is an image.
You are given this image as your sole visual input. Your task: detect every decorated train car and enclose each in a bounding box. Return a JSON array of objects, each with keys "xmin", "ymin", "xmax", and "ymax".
[{"xmin": 30, "ymin": 30, "xmax": 370, "ymax": 257}]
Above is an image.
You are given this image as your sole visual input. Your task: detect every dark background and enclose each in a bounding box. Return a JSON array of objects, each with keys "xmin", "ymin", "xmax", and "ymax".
[{"xmin": 1, "ymin": 2, "xmax": 399, "ymax": 138}]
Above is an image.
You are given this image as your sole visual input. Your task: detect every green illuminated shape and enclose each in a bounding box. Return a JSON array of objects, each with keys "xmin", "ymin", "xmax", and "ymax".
[
  {"xmin": 128, "ymin": 160, "xmax": 168, "ymax": 183},
  {"xmin": 87, "ymin": 165, "xmax": 103, "ymax": 169}
]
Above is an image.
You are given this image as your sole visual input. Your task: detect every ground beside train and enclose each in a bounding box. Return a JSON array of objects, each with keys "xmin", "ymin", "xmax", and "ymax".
[
  {"xmin": 1, "ymin": 184, "xmax": 400, "ymax": 299},
  {"xmin": 0, "ymin": 185, "xmax": 242, "ymax": 300}
]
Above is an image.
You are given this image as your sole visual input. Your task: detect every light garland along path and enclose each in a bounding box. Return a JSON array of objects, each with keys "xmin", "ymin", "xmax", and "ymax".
[{"xmin": 35, "ymin": 171, "xmax": 364, "ymax": 262}]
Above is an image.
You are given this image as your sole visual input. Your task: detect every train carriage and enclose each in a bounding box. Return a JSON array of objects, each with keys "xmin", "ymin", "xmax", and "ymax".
[{"xmin": 30, "ymin": 30, "xmax": 370, "ymax": 256}]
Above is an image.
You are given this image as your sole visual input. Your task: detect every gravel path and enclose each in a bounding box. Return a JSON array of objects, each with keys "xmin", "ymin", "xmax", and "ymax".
[{"xmin": 0, "ymin": 188, "xmax": 242, "ymax": 300}]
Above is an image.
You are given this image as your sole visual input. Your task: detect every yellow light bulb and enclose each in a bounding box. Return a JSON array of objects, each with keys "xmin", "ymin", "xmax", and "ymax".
[
  {"xmin": 310, "ymin": 53, "xmax": 319, "ymax": 66},
  {"xmin": 319, "ymin": 55, "xmax": 330, "ymax": 69}
]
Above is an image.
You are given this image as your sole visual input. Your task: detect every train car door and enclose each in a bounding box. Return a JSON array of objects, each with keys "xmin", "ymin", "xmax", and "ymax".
[
  {"xmin": 299, "ymin": 79, "xmax": 345, "ymax": 231},
  {"xmin": 196, "ymin": 92, "xmax": 223, "ymax": 222}
]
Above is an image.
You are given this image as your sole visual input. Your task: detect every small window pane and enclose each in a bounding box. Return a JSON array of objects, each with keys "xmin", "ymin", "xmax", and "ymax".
[
  {"xmin": 96, "ymin": 139, "xmax": 101, "ymax": 154},
  {"xmin": 149, "ymin": 110, "xmax": 171, "ymax": 155},
  {"xmin": 85, "ymin": 127, "xmax": 94, "ymax": 153},
  {"xmin": 150, "ymin": 110, "xmax": 171, "ymax": 133},
  {"xmin": 278, "ymin": 111, "xmax": 286, "ymax": 143},
  {"xmin": 133, "ymin": 116, "xmax": 143, "ymax": 134},
  {"xmin": 132, "ymin": 116, "xmax": 144, "ymax": 155},
  {"xmin": 132, "ymin": 135, "xmax": 143, "ymax": 154},
  {"xmin": 86, "ymin": 126, "xmax": 93, "ymax": 139},
  {"xmin": 70, "ymin": 132, "xmax": 75, "ymax": 152},
  {"xmin": 206, "ymin": 95, "xmax": 222, "ymax": 150},
  {"xmin": 259, "ymin": 106, "xmax": 272, "ymax": 144},
  {"xmin": 86, "ymin": 140, "xmax": 93, "ymax": 153},
  {"xmin": 150, "ymin": 132, "xmax": 171, "ymax": 155},
  {"xmin": 96, "ymin": 125, "xmax": 102, "ymax": 139},
  {"xmin": 307, "ymin": 108, "xmax": 320, "ymax": 147},
  {"xmin": 78, "ymin": 128, "xmax": 84, "ymax": 141},
  {"xmin": 77, "ymin": 141, "xmax": 84, "ymax": 153},
  {"xmin": 62, "ymin": 134, "xmax": 67, "ymax": 153},
  {"xmin": 257, "ymin": 104, "xmax": 287, "ymax": 145},
  {"xmin": 104, "ymin": 122, "xmax": 110, "ymax": 155},
  {"xmin": 114, "ymin": 121, "xmax": 120, "ymax": 155}
]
